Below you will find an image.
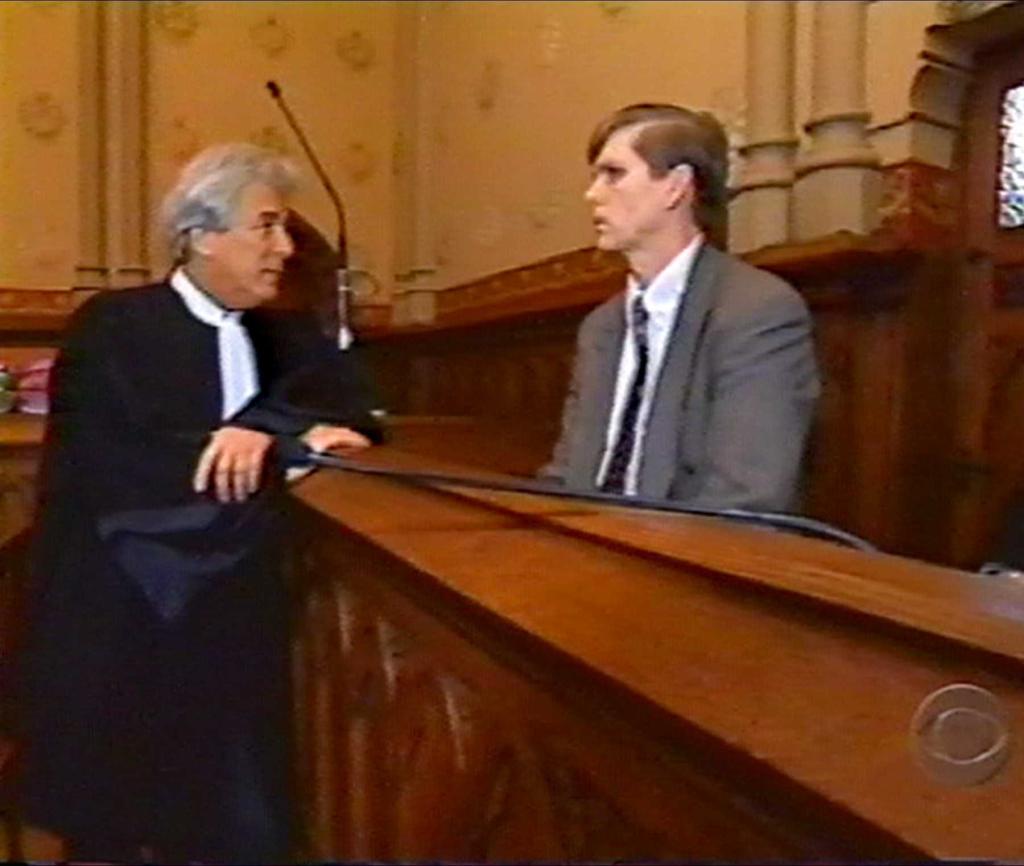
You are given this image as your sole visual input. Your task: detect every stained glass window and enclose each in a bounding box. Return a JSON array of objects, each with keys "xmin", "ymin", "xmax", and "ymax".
[{"xmin": 999, "ymin": 81, "xmax": 1024, "ymax": 229}]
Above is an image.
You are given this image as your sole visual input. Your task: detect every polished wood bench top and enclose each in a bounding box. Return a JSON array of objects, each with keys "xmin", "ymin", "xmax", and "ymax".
[
  {"xmin": 291, "ymin": 446, "xmax": 1024, "ymax": 859},
  {"xmin": 0, "ymin": 415, "xmax": 44, "ymax": 449}
]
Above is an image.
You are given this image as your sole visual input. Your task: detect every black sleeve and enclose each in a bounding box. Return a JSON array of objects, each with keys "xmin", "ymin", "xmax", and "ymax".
[
  {"xmin": 237, "ymin": 310, "xmax": 386, "ymax": 443},
  {"xmin": 42, "ymin": 296, "xmax": 209, "ymax": 515}
]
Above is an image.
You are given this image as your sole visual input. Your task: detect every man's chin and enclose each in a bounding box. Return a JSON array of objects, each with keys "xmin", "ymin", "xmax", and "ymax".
[
  {"xmin": 258, "ymin": 276, "xmax": 281, "ymax": 297},
  {"xmin": 237, "ymin": 281, "xmax": 279, "ymax": 308}
]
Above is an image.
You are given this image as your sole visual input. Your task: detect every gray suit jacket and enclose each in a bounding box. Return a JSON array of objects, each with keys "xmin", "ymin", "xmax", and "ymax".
[{"xmin": 542, "ymin": 244, "xmax": 820, "ymax": 512}]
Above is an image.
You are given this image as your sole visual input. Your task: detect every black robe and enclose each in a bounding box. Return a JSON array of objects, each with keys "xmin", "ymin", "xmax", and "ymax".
[{"xmin": 17, "ymin": 283, "xmax": 381, "ymax": 860}]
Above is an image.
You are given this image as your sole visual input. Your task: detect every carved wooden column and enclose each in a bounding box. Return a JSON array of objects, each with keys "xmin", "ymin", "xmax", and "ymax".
[
  {"xmin": 793, "ymin": 0, "xmax": 881, "ymax": 239},
  {"xmin": 393, "ymin": 1, "xmax": 438, "ymax": 326},
  {"xmin": 100, "ymin": 0, "xmax": 150, "ymax": 288},
  {"xmin": 731, "ymin": 0, "xmax": 797, "ymax": 253}
]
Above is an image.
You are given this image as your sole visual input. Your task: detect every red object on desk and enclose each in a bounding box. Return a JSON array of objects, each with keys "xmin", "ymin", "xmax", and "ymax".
[{"xmin": 15, "ymin": 360, "xmax": 53, "ymax": 415}]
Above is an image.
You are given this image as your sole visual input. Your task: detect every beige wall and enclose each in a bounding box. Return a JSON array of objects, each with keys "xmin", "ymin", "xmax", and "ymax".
[
  {"xmin": 423, "ymin": 0, "xmax": 747, "ymax": 290},
  {"xmin": 0, "ymin": 1, "xmax": 81, "ymax": 290},
  {"xmin": 0, "ymin": 1, "xmax": 961, "ymax": 302},
  {"xmin": 0, "ymin": 0, "xmax": 397, "ymax": 294},
  {"xmin": 147, "ymin": 0, "xmax": 397, "ymax": 289}
]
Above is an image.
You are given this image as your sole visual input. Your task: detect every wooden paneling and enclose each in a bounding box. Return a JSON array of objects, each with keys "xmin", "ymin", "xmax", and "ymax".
[
  {"xmin": 6, "ymin": 432, "xmax": 1024, "ymax": 858},
  {"xmin": 949, "ymin": 40, "xmax": 1024, "ymax": 565},
  {"xmin": 0, "ymin": 156, "xmax": 979, "ymax": 566},
  {"xmin": 363, "ymin": 228, "xmax": 964, "ymax": 565},
  {"xmin": 0, "ymin": 289, "xmax": 82, "ymax": 342},
  {"xmin": 0, "ymin": 134, "xmax": 1005, "ymax": 573},
  {"xmin": 286, "ymin": 450, "xmax": 1024, "ymax": 860},
  {"xmin": 0, "ymin": 417, "xmax": 43, "ymax": 546}
]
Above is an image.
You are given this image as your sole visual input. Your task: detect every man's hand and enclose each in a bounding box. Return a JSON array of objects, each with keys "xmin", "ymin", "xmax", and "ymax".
[
  {"xmin": 193, "ymin": 426, "xmax": 275, "ymax": 503},
  {"xmin": 301, "ymin": 424, "xmax": 372, "ymax": 455}
]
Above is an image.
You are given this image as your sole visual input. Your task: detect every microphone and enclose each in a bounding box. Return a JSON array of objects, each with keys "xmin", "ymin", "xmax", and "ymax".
[{"xmin": 265, "ymin": 79, "xmax": 354, "ymax": 349}]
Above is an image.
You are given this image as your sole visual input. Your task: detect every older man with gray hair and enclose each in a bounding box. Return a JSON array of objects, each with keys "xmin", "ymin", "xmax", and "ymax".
[{"xmin": 17, "ymin": 143, "xmax": 382, "ymax": 862}]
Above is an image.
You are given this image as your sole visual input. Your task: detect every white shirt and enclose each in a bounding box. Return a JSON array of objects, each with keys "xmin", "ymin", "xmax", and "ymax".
[
  {"xmin": 170, "ymin": 268, "xmax": 259, "ymax": 420},
  {"xmin": 596, "ymin": 234, "xmax": 703, "ymax": 495}
]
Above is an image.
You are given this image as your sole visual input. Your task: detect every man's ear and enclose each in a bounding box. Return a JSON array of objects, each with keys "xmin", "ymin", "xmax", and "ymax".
[
  {"xmin": 666, "ymin": 163, "xmax": 695, "ymax": 210},
  {"xmin": 189, "ymin": 227, "xmax": 214, "ymax": 258}
]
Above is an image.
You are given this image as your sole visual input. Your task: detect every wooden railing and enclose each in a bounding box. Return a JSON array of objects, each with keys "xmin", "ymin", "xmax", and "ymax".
[
  {"xmin": 286, "ymin": 443, "xmax": 1024, "ymax": 861},
  {"xmin": 6, "ymin": 421, "xmax": 1024, "ymax": 859}
]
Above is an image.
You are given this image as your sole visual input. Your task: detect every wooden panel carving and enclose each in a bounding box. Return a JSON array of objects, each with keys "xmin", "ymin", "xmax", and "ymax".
[
  {"xmin": 0, "ymin": 417, "xmax": 45, "ymax": 545},
  {"xmin": 948, "ymin": 36, "xmax": 1024, "ymax": 564},
  {"xmin": 289, "ymin": 526, "xmax": 834, "ymax": 862},
  {"xmin": 362, "ymin": 241, "xmax": 957, "ymax": 561},
  {"xmin": 0, "ymin": 289, "xmax": 84, "ymax": 341},
  {"xmin": 285, "ymin": 461, "xmax": 1024, "ymax": 860},
  {"xmin": 877, "ymin": 161, "xmax": 958, "ymax": 249}
]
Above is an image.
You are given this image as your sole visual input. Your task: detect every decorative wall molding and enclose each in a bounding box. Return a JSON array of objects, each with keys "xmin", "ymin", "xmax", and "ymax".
[
  {"xmin": 75, "ymin": 0, "xmax": 106, "ymax": 290},
  {"xmin": 342, "ymin": 141, "xmax": 376, "ymax": 184},
  {"xmin": 166, "ymin": 115, "xmax": 201, "ymax": 166},
  {"xmin": 251, "ymin": 125, "xmax": 290, "ymax": 156},
  {"xmin": 101, "ymin": 1, "xmax": 151, "ymax": 287},
  {"xmin": 352, "ymin": 298, "xmax": 392, "ymax": 331},
  {"xmin": 336, "ymin": 29, "xmax": 375, "ymax": 72},
  {"xmin": 0, "ymin": 160, "xmax": 942, "ymax": 340},
  {"xmin": 470, "ymin": 205, "xmax": 504, "ymax": 248},
  {"xmin": 937, "ymin": 1, "xmax": 1017, "ymax": 25},
  {"xmin": 537, "ymin": 17, "xmax": 564, "ymax": 68},
  {"xmin": 369, "ymin": 159, "xmax": 947, "ymax": 336},
  {"xmin": 151, "ymin": 0, "xmax": 199, "ymax": 41},
  {"xmin": 732, "ymin": 0, "xmax": 795, "ymax": 253},
  {"xmin": 876, "ymin": 161, "xmax": 958, "ymax": 247},
  {"xmin": 793, "ymin": 1, "xmax": 880, "ymax": 239},
  {"xmin": 250, "ymin": 14, "xmax": 290, "ymax": 58},
  {"xmin": 525, "ymin": 190, "xmax": 567, "ymax": 232},
  {"xmin": 17, "ymin": 93, "xmax": 66, "ymax": 139},
  {"xmin": 476, "ymin": 60, "xmax": 501, "ymax": 113},
  {"xmin": 0, "ymin": 288, "xmax": 88, "ymax": 338},
  {"xmin": 596, "ymin": 1, "xmax": 631, "ymax": 20},
  {"xmin": 371, "ymin": 248, "xmax": 624, "ymax": 336},
  {"xmin": 0, "ymin": 289, "xmax": 80, "ymax": 312}
]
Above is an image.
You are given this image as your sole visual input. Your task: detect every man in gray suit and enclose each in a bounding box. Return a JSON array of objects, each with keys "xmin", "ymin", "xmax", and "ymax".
[{"xmin": 542, "ymin": 103, "xmax": 819, "ymax": 512}]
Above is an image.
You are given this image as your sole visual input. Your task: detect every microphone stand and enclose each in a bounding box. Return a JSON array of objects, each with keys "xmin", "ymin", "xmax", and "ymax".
[{"xmin": 265, "ymin": 80, "xmax": 354, "ymax": 349}]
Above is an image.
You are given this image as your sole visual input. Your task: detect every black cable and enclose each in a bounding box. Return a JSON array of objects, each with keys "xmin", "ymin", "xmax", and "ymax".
[{"xmin": 307, "ymin": 453, "xmax": 876, "ymax": 552}]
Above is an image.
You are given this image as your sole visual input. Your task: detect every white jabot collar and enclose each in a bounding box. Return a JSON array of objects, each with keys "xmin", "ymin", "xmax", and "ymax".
[
  {"xmin": 171, "ymin": 267, "xmax": 241, "ymax": 327},
  {"xmin": 170, "ymin": 268, "xmax": 259, "ymax": 420}
]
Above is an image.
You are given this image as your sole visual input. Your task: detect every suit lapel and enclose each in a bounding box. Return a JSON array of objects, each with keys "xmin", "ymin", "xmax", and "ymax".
[
  {"xmin": 572, "ymin": 299, "xmax": 624, "ymax": 486},
  {"xmin": 639, "ymin": 243, "xmax": 722, "ymax": 496}
]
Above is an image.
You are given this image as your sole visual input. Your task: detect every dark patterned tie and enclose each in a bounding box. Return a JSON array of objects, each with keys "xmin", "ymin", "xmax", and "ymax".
[{"xmin": 600, "ymin": 293, "xmax": 649, "ymax": 494}]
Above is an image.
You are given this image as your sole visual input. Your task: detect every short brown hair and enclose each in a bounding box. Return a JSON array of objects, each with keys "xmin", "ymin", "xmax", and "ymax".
[{"xmin": 587, "ymin": 103, "xmax": 729, "ymax": 246}]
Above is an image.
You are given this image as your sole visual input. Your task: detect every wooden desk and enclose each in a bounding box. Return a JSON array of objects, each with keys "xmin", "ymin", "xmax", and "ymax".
[
  {"xmin": 288, "ymin": 447, "xmax": 1024, "ymax": 861},
  {"xmin": 0, "ymin": 415, "xmax": 43, "ymax": 547},
  {"xmin": 5, "ymin": 423, "xmax": 1024, "ymax": 860}
]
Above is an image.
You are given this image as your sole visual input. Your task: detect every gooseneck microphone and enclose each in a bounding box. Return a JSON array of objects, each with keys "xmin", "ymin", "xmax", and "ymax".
[{"xmin": 265, "ymin": 79, "xmax": 354, "ymax": 349}]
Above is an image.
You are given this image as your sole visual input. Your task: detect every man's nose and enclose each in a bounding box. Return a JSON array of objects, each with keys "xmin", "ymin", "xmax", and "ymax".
[
  {"xmin": 584, "ymin": 177, "xmax": 603, "ymax": 203},
  {"xmin": 272, "ymin": 223, "xmax": 294, "ymax": 258}
]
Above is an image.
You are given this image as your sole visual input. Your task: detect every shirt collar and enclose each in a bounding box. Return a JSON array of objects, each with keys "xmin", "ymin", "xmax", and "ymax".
[
  {"xmin": 170, "ymin": 267, "xmax": 242, "ymax": 327},
  {"xmin": 626, "ymin": 233, "xmax": 704, "ymax": 314}
]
